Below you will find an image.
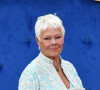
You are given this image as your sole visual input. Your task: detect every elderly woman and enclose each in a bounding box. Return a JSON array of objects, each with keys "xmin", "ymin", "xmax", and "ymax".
[{"xmin": 18, "ymin": 14, "xmax": 85, "ymax": 90}]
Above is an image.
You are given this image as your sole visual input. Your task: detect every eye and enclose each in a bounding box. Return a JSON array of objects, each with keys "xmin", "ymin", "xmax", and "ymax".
[
  {"xmin": 44, "ymin": 38, "xmax": 50, "ymax": 40},
  {"xmin": 55, "ymin": 36, "xmax": 61, "ymax": 39}
]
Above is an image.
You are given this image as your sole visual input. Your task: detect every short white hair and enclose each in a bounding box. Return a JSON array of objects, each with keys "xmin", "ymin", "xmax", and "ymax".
[{"xmin": 35, "ymin": 14, "xmax": 65, "ymax": 40}]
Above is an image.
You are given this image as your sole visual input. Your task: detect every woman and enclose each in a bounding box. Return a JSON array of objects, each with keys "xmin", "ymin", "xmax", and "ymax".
[{"xmin": 18, "ymin": 14, "xmax": 85, "ymax": 90}]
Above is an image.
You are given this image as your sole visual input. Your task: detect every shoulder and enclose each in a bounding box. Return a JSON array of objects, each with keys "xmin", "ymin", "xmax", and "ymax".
[
  {"xmin": 61, "ymin": 59, "xmax": 83, "ymax": 87},
  {"xmin": 18, "ymin": 57, "xmax": 40, "ymax": 84},
  {"xmin": 18, "ymin": 57, "xmax": 40, "ymax": 90},
  {"xmin": 20, "ymin": 56, "xmax": 40, "ymax": 76},
  {"xmin": 62, "ymin": 59, "xmax": 72, "ymax": 64},
  {"xmin": 62, "ymin": 59, "xmax": 78, "ymax": 74},
  {"xmin": 62, "ymin": 59, "xmax": 75, "ymax": 69},
  {"xmin": 19, "ymin": 55, "xmax": 41, "ymax": 81}
]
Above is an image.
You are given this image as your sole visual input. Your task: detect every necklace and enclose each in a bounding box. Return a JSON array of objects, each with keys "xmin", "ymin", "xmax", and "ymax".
[
  {"xmin": 56, "ymin": 65, "xmax": 61, "ymax": 72},
  {"xmin": 56, "ymin": 57, "xmax": 61, "ymax": 72}
]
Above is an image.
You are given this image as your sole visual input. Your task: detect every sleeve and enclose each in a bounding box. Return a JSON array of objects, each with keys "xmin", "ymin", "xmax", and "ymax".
[{"xmin": 18, "ymin": 69, "xmax": 39, "ymax": 90}]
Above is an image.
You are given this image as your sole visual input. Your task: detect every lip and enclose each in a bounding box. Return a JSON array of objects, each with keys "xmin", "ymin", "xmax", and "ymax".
[{"xmin": 51, "ymin": 48, "xmax": 58, "ymax": 50}]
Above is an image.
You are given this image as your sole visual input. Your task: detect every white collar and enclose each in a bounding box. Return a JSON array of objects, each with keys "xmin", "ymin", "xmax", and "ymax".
[{"xmin": 38, "ymin": 52, "xmax": 62, "ymax": 65}]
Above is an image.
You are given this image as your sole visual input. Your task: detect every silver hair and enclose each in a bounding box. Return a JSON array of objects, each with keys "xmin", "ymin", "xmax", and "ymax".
[{"xmin": 35, "ymin": 14, "xmax": 65, "ymax": 40}]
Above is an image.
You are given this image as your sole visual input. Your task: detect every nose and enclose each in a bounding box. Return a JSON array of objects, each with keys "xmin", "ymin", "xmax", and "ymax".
[{"xmin": 51, "ymin": 38, "xmax": 57, "ymax": 45}]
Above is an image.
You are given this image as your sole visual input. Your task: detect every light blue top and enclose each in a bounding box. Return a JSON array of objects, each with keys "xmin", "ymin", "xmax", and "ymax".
[{"xmin": 18, "ymin": 52, "xmax": 84, "ymax": 90}]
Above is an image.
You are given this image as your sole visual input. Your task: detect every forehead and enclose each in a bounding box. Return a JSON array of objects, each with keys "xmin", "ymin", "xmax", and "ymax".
[{"xmin": 41, "ymin": 28, "xmax": 62, "ymax": 37}]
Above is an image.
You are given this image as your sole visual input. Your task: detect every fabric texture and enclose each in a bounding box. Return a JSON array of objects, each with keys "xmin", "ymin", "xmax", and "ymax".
[{"xmin": 18, "ymin": 52, "xmax": 85, "ymax": 90}]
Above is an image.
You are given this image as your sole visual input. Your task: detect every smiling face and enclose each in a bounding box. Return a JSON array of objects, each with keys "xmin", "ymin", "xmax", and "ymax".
[{"xmin": 36, "ymin": 27, "xmax": 64, "ymax": 59}]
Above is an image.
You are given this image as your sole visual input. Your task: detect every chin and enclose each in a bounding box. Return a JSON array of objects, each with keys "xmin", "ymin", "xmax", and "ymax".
[{"xmin": 49, "ymin": 52, "xmax": 60, "ymax": 57}]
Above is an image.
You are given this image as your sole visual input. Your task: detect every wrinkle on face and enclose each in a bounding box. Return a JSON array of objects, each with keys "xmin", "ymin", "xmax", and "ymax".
[{"xmin": 36, "ymin": 27, "xmax": 64, "ymax": 60}]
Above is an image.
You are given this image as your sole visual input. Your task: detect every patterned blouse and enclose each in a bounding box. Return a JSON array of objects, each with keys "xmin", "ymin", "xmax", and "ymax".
[{"xmin": 18, "ymin": 52, "xmax": 85, "ymax": 90}]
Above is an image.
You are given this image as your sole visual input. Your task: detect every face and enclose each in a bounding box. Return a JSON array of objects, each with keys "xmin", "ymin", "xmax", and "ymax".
[{"xmin": 36, "ymin": 27, "xmax": 64, "ymax": 59}]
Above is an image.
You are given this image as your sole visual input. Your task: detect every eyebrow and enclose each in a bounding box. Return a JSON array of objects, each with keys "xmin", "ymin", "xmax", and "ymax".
[{"xmin": 44, "ymin": 35, "xmax": 51, "ymax": 37}]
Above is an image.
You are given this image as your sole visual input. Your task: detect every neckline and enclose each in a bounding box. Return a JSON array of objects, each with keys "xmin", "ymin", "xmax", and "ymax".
[
  {"xmin": 38, "ymin": 52, "xmax": 75, "ymax": 89},
  {"xmin": 38, "ymin": 52, "xmax": 62, "ymax": 65}
]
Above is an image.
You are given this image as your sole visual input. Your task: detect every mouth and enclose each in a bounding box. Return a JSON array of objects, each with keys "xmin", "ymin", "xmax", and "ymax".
[{"xmin": 51, "ymin": 48, "xmax": 58, "ymax": 50}]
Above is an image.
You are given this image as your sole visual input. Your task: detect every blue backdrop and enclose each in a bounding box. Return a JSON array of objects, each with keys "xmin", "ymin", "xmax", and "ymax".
[{"xmin": 0, "ymin": 0, "xmax": 100, "ymax": 90}]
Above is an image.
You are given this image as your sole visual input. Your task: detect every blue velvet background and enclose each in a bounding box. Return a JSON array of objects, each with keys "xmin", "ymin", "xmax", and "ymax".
[{"xmin": 0, "ymin": 0, "xmax": 100, "ymax": 90}]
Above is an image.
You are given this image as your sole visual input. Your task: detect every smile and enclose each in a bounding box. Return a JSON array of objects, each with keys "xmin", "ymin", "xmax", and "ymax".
[{"xmin": 51, "ymin": 48, "xmax": 58, "ymax": 50}]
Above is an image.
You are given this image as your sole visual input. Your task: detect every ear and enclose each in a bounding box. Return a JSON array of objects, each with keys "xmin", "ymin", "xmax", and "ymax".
[
  {"xmin": 36, "ymin": 37, "xmax": 40, "ymax": 46},
  {"xmin": 62, "ymin": 36, "xmax": 64, "ymax": 44},
  {"xmin": 63, "ymin": 38, "xmax": 64, "ymax": 44}
]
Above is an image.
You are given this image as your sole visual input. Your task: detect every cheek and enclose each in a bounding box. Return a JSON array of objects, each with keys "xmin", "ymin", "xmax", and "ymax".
[
  {"xmin": 57, "ymin": 40, "xmax": 64, "ymax": 47},
  {"xmin": 41, "ymin": 42, "xmax": 50, "ymax": 49}
]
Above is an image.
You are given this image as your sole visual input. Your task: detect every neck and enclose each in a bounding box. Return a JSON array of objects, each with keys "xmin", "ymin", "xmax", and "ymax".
[
  {"xmin": 41, "ymin": 52, "xmax": 59, "ymax": 62},
  {"xmin": 51, "ymin": 57, "xmax": 61, "ymax": 72},
  {"xmin": 48, "ymin": 57, "xmax": 61, "ymax": 72},
  {"xmin": 41, "ymin": 52, "xmax": 61, "ymax": 71},
  {"xmin": 50, "ymin": 56, "xmax": 59, "ymax": 62}
]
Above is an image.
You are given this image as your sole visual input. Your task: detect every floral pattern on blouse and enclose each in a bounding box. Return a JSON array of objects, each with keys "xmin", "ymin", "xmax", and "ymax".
[{"xmin": 18, "ymin": 52, "xmax": 85, "ymax": 90}]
